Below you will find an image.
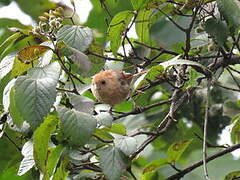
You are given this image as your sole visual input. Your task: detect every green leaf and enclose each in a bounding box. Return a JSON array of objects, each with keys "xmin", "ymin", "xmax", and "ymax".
[
  {"xmin": 45, "ymin": 145, "xmax": 64, "ymax": 179},
  {"xmin": 0, "ymin": 32, "xmax": 23, "ymax": 57},
  {"xmin": 141, "ymin": 171, "xmax": 159, "ymax": 180},
  {"xmin": 230, "ymin": 114, "xmax": 240, "ymax": 144},
  {"xmin": 143, "ymin": 158, "xmax": 168, "ymax": 174},
  {"xmin": 52, "ymin": 158, "xmax": 69, "ymax": 180},
  {"xmin": 224, "ymin": 171, "xmax": 240, "ymax": 180},
  {"xmin": 9, "ymin": 87, "xmax": 25, "ymax": 127},
  {"xmin": 33, "ymin": 113, "xmax": 59, "ymax": 173},
  {"xmin": 0, "ymin": 0, "xmax": 10, "ymax": 7},
  {"xmin": 167, "ymin": 139, "xmax": 192, "ymax": 163},
  {"xmin": 57, "ymin": 25, "xmax": 93, "ymax": 52},
  {"xmin": 0, "ymin": 18, "xmax": 29, "ymax": 58},
  {"xmin": 94, "ymin": 128, "xmax": 114, "ymax": 141},
  {"xmin": 0, "ymin": 72, "xmax": 12, "ymax": 104},
  {"xmin": 217, "ymin": 0, "xmax": 240, "ymax": 27},
  {"xmin": 10, "ymin": 62, "xmax": 61, "ymax": 129},
  {"xmin": 10, "ymin": 56, "xmax": 33, "ymax": 78},
  {"xmin": 58, "ymin": 107, "xmax": 97, "ymax": 147},
  {"xmin": 130, "ymin": 0, "xmax": 150, "ymax": 10},
  {"xmin": 104, "ymin": 123, "xmax": 127, "ymax": 135},
  {"xmin": 134, "ymin": 65, "xmax": 164, "ymax": 90},
  {"xmin": 205, "ymin": 18, "xmax": 229, "ymax": 46},
  {"xmin": 184, "ymin": 67, "xmax": 203, "ymax": 89},
  {"xmin": 114, "ymin": 136, "xmax": 137, "ymax": 156},
  {"xmin": 99, "ymin": 146, "xmax": 130, "ymax": 180},
  {"xmin": 107, "ymin": 11, "xmax": 134, "ymax": 56},
  {"xmin": 135, "ymin": 8, "xmax": 152, "ymax": 43}
]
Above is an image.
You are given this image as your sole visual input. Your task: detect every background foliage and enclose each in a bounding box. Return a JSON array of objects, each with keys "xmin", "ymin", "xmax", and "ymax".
[{"xmin": 1, "ymin": 0, "xmax": 240, "ymax": 179}]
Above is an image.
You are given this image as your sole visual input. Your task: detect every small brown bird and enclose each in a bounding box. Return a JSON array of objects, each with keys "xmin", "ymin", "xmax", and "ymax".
[{"xmin": 91, "ymin": 70, "xmax": 133, "ymax": 106}]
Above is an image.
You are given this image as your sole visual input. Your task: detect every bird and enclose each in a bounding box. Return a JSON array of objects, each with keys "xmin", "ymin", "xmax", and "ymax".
[{"xmin": 91, "ymin": 70, "xmax": 133, "ymax": 106}]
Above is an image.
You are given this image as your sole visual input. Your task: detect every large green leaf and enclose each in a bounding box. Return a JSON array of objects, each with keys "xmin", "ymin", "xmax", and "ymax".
[
  {"xmin": 52, "ymin": 158, "xmax": 69, "ymax": 180},
  {"xmin": 9, "ymin": 62, "xmax": 61, "ymax": 129},
  {"xmin": 217, "ymin": 0, "xmax": 240, "ymax": 27},
  {"xmin": 99, "ymin": 146, "xmax": 130, "ymax": 180},
  {"xmin": 33, "ymin": 114, "xmax": 59, "ymax": 175},
  {"xmin": 107, "ymin": 11, "xmax": 134, "ymax": 56},
  {"xmin": 0, "ymin": 18, "xmax": 29, "ymax": 54},
  {"xmin": 205, "ymin": 18, "xmax": 229, "ymax": 46},
  {"xmin": 86, "ymin": 0, "xmax": 132, "ymax": 44},
  {"xmin": 167, "ymin": 139, "xmax": 192, "ymax": 163},
  {"xmin": 135, "ymin": 8, "xmax": 152, "ymax": 43},
  {"xmin": 58, "ymin": 107, "xmax": 97, "ymax": 147},
  {"xmin": 57, "ymin": 25, "xmax": 93, "ymax": 52},
  {"xmin": 45, "ymin": 145, "xmax": 64, "ymax": 179},
  {"xmin": 0, "ymin": 33, "xmax": 23, "ymax": 58}
]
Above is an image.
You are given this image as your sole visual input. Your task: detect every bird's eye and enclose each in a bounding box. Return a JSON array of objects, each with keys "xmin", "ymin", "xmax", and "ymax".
[
  {"xmin": 120, "ymin": 80, "xmax": 126, "ymax": 85},
  {"xmin": 101, "ymin": 80, "xmax": 106, "ymax": 85}
]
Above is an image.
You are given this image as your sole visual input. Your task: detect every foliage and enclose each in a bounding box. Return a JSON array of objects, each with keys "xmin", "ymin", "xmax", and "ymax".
[{"xmin": 1, "ymin": 0, "xmax": 240, "ymax": 179}]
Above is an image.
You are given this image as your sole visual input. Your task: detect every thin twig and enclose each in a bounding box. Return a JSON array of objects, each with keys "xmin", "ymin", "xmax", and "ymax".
[
  {"xmin": 214, "ymin": 81, "xmax": 240, "ymax": 92},
  {"xmin": 227, "ymin": 67, "xmax": 240, "ymax": 90},
  {"xmin": 114, "ymin": 99, "xmax": 172, "ymax": 120},
  {"xmin": 203, "ymin": 79, "xmax": 211, "ymax": 180},
  {"xmin": 3, "ymin": 133, "xmax": 21, "ymax": 152}
]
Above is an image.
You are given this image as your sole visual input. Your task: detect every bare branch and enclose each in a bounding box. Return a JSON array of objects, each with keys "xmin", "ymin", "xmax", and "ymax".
[{"xmin": 167, "ymin": 143, "xmax": 240, "ymax": 180}]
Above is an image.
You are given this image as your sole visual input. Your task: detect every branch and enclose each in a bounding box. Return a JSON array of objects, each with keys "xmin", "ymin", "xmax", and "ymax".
[
  {"xmin": 113, "ymin": 99, "xmax": 172, "ymax": 120},
  {"xmin": 209, "ymin": 55, "xmax": 240, "ymax": 71},
  {"xmin": 167, "ymin": 143, "xmax": 240, "ymax": 180},
  {"xmin": 129, "ymin": 88, "xmax": 195, "ymax": 160},
  {"xmin": 203, "ymin": 79, "xmax": 211, "ymax": 180}
]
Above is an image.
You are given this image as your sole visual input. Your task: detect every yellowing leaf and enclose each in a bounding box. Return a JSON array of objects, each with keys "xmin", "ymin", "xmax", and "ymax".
[
  {"xmin": 167, "ymin": 139, "xmax": 192, "ymax": 163},
  {"xmin": 17, "ymin": 45, "xmax": 51, "ymax": 64},
  {"xmin": 143, "ymin": 159, "xmax": 168, "ymax": 174}
]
